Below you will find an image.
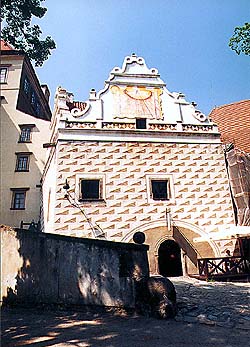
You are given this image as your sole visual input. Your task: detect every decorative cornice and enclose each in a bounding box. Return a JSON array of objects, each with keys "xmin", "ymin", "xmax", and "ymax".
[{"xmin": 58, "ymin": 127, "xmax": 221, "ymax": 145}]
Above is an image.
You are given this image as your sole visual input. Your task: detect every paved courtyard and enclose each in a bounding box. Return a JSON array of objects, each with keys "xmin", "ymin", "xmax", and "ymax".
[{"xmin": 1, "ymin": 277, "xmax": 249, "ymax": 347}]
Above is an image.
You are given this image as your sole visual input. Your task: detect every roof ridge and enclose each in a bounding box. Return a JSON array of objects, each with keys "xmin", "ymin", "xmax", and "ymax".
[{"xmin": 213, "ymin": 99, "xmax": 250, "ymax": 111}]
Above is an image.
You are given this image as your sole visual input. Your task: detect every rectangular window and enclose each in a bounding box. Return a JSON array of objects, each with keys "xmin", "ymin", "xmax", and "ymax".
[
  {"xmin": 31, "ymin": 90, "xmax": 36, "ymax": 106},
  {"xmin": 151, "ymin": 180, "xmax": 169, "ymax": 200},
  {"xmin": 15, "ymin": 153, "xmax": 31, "ymax": 171},
  {"xmin": 80, "ymin": 179, "xmax": 102, "ymax": 200},
  {"xmin": 23, "ymin": 77, "xmax": 30, "ymax": 95},
  {"xmin": 10, "ymin": 188, "xmax": 29, "ymax": 210},
  {"xmin": 136, "ymin": 118, "xmax": 147, "ymax": 129},
  {"xmin": 35, "ymin": 101, "xmax": 41, "ymax": 115},
  {"xmin": 146, "ymin": 174, "xmax": 175, "ymax": 203},
  {"xmin": 0, "ymin": 67, "xmax": 8, "ymax": 83},
  {"xmin": 76, "ymin": 174, "xmax": 105, "ymax": 202},
  {"xmin": 19, "ymin": 125, "xmax": 35, "ymax": 142}
]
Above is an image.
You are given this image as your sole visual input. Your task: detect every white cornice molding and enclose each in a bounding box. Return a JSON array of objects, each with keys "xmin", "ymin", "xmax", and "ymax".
[{"xmin": 57, "ymin": 128, "xmax": 221, "ymax": 144}]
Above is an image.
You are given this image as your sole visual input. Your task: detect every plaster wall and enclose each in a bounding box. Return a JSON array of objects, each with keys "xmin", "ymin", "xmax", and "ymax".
[
  {"xmin": 49, "ymin": 141, "xmax": 234, "ymax": 249},
  {"xmin": 0, "ymin": 57, "xmax": 51, "ymax": 227},
  {"xmin": 1, "ymin": 227, "xmax": 149, "ymax": 308}
]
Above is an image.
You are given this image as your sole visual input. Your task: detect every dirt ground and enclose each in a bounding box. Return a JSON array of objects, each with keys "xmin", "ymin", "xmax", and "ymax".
[{"xmin": 1, "ymin": 277, "xmax": 249, "ymax": 347}]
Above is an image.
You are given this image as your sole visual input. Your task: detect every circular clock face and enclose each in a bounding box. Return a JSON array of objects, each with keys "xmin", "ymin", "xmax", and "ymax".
[{"xmin": 124, "ymin": 86, "xmax": 152, "ymax": 100}]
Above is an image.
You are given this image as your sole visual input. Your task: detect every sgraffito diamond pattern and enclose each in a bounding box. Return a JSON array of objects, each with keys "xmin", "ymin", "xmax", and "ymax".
[{"xmin": 54, "ymin": 142, "xmax": 234, "ymax": 240}]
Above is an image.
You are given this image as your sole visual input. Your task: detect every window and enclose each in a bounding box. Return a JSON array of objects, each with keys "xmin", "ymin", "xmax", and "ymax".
[
  {"xmin": 35, "ymin": 101, "xmax": 41, "ymax": 116},
  {"xmin": 76, "ymin": 174, "xmax": 105, "ymax": 202},
  {"xmin": 20, "ymin": 127, "xmax": 31, "ymax": 142},
  {"xmin": 10, "ymin": 188, "xmax": 29, "ymax": 210},
  {"xmin": 23, "ymin": 77, "xmax": 30, "ymax": 95},
  {"xmin": 19, "ymin": 125, "xmax": 35, "ymax": 142},
  {"xmin": 0, "ymin": 67, "xmax": 8, "ymax": 83},
  {"xmin": 151, "ymin": 180, "xmax": 169, "ymax": 200},
  {"xmin": 136, "ymin": 118, "xmax": 147, "ymax": 129},
  {"xmin": 31, "ymin": 90, "xmax": 36, "ymax": 106},
  {"xmin": 146, "ymin": 174, "xmax": 175, "ymax": 203},
  {"xmin": 15, "ymin": 153, "xmax": 31, "ymax": 171},
  {"xmin": 80, "ymin": 179, "xmax": 102, "ymax": 200}
]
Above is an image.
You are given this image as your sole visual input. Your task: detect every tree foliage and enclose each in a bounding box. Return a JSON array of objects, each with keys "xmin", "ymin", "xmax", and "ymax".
[
  {"xmin": 229, "ymin": 22, "xmax": 250, "ymax": 56},
  {"xmin": 1, "ymin": 0, "xmax": 56, "ymax": 66}
]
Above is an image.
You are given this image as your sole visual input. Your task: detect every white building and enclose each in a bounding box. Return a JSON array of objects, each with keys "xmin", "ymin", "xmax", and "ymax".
[{"xmin": 42, "ymin": 54, "xmax": 238, "ymax": 276}]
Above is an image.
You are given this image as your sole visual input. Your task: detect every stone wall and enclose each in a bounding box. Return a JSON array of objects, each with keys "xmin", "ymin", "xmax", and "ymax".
[{"xmin": 0, "ymin": 226, "xmax": 149, "ymax": 308}]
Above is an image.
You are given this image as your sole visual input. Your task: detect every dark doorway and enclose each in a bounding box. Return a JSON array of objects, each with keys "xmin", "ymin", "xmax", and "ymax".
[{"xmin": 158, "ymin": 239, "xmax": 183, "ymax": 277}]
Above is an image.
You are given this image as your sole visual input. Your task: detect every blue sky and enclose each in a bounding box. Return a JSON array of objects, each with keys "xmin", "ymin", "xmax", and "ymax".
[{"xmin": 36, "ymin": 0, "xmax": 250, "ymax": 114}]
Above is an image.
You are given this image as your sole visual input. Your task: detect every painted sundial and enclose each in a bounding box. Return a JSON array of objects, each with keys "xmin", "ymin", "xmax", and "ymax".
[{"xmin": 111, "ymin": 85, "xmax": 163, "ymax": 120}]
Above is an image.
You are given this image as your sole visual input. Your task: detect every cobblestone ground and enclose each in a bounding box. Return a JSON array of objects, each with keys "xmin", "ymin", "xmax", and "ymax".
[
  {"xmin": 1, "ymin": 277, "xmax": 249, "ymax": 347},
  {"xmin": 171, "ymin": 276, "xmax": 250, "ymax": 330}
]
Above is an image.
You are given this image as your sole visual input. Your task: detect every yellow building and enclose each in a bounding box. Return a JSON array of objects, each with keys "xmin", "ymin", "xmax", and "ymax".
[{"xmin": 0, "ymin": 41, "xmax": 52, "ymax": 228}]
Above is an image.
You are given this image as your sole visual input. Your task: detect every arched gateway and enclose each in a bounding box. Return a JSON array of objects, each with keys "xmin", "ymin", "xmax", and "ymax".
[
  {"xmin": 158, "ymin": 239, "xmax": 183, "ymax": 277},
  {"xmin": 122, "ymin": 220, "xmax": 219, "ymax": 276}
]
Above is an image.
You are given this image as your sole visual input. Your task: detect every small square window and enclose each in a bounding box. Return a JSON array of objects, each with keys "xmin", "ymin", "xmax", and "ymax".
[
  {"xmin": 76, "ymin": 174, "xmax": 106, "ymax": 203},
  {"xmin": 136, "ymin": 118, "xmax": 147, "ymax": 129},
  {"xmin": 10, "ymin": 188, "xmax": 29, "ymax": 210},
  {"xmin": 19, "ymin": 125, "xmax": 34, "ymax": 142},
  {"xmin": 146, "ymin": 175, "xmax": 174, "ymax": 203},
  {"xmin": 0, "ymin": 67, "xmax": 8, "ymax": 83},
  {"xmin": 151, "ymin": 180, "xmax": 169, "ymax": 200},
  {"xmin": 15, "ymin": 153, "xmax": 31, "ymax": 171},
  {"xmin": 80, "ymin": 179, "xmax": 102, "ymax": 200}
]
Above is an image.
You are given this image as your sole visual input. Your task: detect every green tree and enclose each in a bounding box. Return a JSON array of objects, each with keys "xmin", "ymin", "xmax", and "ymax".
[
  {"xmin": 229, "ymin": 22, "xmax": 250, "ymax": 56},
  {"xmin": 1, "ymin": 0, "xmax": 56, "ymax": 66}
]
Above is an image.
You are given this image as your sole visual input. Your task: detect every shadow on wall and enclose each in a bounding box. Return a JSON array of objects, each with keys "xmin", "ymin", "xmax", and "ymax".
[{"xmin": 1, "ymin": 227, "xmax": 149, "ymax": 310}]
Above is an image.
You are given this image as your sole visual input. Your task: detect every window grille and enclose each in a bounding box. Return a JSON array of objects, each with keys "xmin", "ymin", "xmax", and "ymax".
[
  {"xmin": 19, "ymin": 126, "xmax": 32, "ymax": 142},
  {"xmin": 15, "ymin": 154, "xmax": 30, "ymax": 171}
]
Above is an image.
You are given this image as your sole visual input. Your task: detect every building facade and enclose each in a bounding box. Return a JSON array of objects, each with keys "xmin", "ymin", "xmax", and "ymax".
[
  {"xmin": 0, "ymin": 41, "xmax": 52, "ymax": 228},
  {"xmin": 42, "ymin": 54, "xmax": 237, "ymax": 275}
]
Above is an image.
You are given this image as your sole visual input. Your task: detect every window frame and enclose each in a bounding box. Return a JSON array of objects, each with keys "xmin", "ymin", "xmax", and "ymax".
[
  {"xmin": 146, "ymin": 174, "xmax": 175, "ymax": 203},
  {"xmin": 31, "ymin": 89, "xmax": 36, "ymax": 106},
  {"xmin": 151, "ymin": 179, "xmax": 170, "ymax": 200},
  {"xmin": 10, "ymin": 188, "xmax": 30, "ymax": 210},
  {"xmin": 76, "ymin": 174, "xmax": 106, "ymax": 202},
  {"xmin": 15, "ymin": 152, "xmax": 32, "ymax": 172},
  {"xmin": 23, "ymin": 76, "xmax": 30, "ymax": 95},
  {"xmin": 0, "ymin": 66, "xmax": 9, "ymax": 83},
  {"xmin": 18, "ymin": 124, "xmax": 35, "ymax": 143},
  {"xmin": 136, "ymin": 118, "xmax": 147, "ymax": 129}
]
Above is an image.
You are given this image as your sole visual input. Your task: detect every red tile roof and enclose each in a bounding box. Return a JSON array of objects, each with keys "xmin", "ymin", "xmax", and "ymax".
[
  {"xmin": 1, "ymin": 40, "xmax": 14, "ymax": 51},
  {"xmin": 209, "ymin": 100, "xmax": 250, "ymax": 153}
]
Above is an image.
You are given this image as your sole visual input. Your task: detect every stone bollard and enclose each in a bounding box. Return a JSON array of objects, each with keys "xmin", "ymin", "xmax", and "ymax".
[{"xmin": 135, "ymin": 275, "xmax": 177, "ymax": 319}]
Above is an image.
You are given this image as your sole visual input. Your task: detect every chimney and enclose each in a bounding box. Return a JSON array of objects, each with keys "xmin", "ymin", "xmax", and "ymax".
[{"xmin": 41, "ymin": 84, "xmax": 50, "ymax": 103}]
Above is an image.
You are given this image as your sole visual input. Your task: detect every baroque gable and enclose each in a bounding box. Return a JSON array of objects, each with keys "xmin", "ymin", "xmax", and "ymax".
[{"xmin": 52, "ymin": 54, "xmax": 217, "ymax": 136}]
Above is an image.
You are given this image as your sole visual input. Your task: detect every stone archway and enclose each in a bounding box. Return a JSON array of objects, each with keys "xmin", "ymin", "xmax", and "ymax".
[{"xmin": 121, "ymin": 220, "xmax": 219, "ymax": 276}]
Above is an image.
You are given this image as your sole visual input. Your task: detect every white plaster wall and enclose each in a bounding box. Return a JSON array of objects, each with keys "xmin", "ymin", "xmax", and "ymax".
[{"xmin": 50, "ymin": 141, "xmax": 234, "ymax": 240}]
